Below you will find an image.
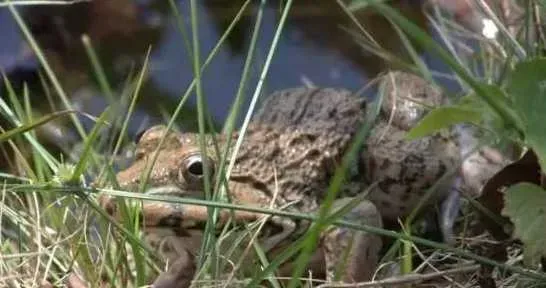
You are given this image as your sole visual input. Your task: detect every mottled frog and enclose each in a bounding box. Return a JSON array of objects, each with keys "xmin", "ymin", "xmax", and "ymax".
[{"xmin": 101, "ymin": 73, "xmax": 506, "ymax": 287}]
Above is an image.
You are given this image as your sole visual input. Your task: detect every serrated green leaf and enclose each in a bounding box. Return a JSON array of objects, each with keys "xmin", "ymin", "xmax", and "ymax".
[
  {"xmin": 502, "ymin": 182, "xmax": 546, "ymax": 266},
  {"xmin": 406, "ymin": 106, "xmax": 481, "ymax": 140},
  {"xmin": 508, "ymin": 59, "xmax": 546, "ymax": 170}
]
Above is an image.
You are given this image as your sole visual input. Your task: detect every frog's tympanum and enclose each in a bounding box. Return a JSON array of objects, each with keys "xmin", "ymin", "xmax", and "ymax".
[{"xmin": 100, "ymin": 73, "xmax": 508, "ymax": 287}]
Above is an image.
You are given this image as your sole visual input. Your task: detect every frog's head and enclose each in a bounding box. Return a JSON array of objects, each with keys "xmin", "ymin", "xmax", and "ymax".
[{"xmin": 115, "ymin": 125, "xmax": 218, "ymax": 199}]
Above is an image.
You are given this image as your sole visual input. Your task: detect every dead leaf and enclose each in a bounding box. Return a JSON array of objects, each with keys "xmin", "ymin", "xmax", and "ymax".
[{"xmin": 477, "ymin": 150, "xmax": 542, "ymax": 240}]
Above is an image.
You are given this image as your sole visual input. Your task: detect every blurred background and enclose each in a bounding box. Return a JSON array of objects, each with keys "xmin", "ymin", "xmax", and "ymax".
[{"xmin": 0, "ymin": 0, "xmax": 514, "ymax": 171}]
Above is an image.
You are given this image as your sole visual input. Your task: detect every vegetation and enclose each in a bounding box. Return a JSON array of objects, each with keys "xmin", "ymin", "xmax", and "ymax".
[{"xmin": 0, "ymin": 0, "xmax": 545, "ymax": 287}]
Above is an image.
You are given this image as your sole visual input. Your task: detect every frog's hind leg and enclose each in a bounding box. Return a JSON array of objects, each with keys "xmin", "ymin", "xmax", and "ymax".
[{"xmin": 321, "ymin": 198, "xmax": 383, "ymax": 283}]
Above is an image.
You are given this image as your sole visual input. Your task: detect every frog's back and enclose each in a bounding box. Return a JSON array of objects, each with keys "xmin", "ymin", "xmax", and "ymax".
[
  {"xmin": 253, "ymin": 87, "xmax": 366, "ymax": 137},
  {"xmin": 362, "ymin": 72, "xmax": 459, "ymax": 220},
  {"xmin": 229, "ymin": 124, "xmax": 353, "ymax": 212}
]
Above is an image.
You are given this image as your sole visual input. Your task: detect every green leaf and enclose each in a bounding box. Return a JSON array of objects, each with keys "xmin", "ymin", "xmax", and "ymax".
[
  {"xmin": 502, "ymin": 183, "xmax": 546, "ymax": 266},
  {"xmin": 460, "ymin": 85, "xmax": 522, "ymax": 140},
  {"xmin": 508, "ymin": 59, "xmax": 546, "ymax": 169},
  {"xmin": 405, "ymin": 83, "xmax": 515, "ymax": 141},
  {"xmin": 406, "ymin": 106, "xmax": 481, "ymax": 140}
]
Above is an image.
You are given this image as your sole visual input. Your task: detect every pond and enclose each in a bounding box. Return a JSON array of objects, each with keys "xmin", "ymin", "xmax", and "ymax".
[{"xmin": 0, "ymin": 0, "xmax": 486, "ymax": 150}]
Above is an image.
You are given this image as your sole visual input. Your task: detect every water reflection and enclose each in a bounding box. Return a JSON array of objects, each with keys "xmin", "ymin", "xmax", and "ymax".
[
  {"xmin": 0, "ymin": 0, "xmax": 479, "ymax": 171},
  {"xmin": 154, "ymin": 0, "xmax": 436, "ymax": 124}
]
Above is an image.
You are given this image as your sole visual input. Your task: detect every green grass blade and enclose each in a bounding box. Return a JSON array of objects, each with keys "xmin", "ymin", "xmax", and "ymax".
[
  {"xmin": 168, "ymin": 0, "xmax": 194, "ymax": 64},
  {"xmin": 108, "ymin": 48, "xmax": 152, "ymax": 171},
  {"xmin": 69, "ymin": 108, "xmax": 110, "ymax": 183},
  {"xmin": 0, "ymin": 110, "xmax": 77, "ymax": 143},
  {"xmin": 88, "ymin": 183, "xmax": 546, "ymax": 282},
  {"xmin": 223, "ymin": 0, "xmax": 260, "ymax": 133},
  {"xmin": 189, "ymin": 0, "xmax": 218, "ymax": 272},
  {"xmin": 6, "ymin": 0, "xmax": 87, "ymax": 139},
  {"xmin": 354, "ymin": 1, "xmax": 525, "ymax": 134},
  {"xmin": 226, "ymin": 0, "xmax": 292, "ymax": 179},
  {"xmin": 81, "ymin": 35, "xmax": 115, "ymax": 103},
  {"xmin": 287, "ymin": 113, "xmax": 374, "ymax": 288}
]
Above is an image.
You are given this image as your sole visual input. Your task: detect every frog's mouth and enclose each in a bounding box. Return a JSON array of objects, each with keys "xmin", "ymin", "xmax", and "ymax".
[
  {"xmin": 143, "ymin": 185, "xmax": 206, "ymax": 200},
  {"xmin": 137, "ymin": 184, "xmax": 221, "ymax": 229}
]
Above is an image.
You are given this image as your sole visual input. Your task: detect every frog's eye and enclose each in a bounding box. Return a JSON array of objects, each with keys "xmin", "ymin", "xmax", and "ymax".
[
  {"xmin": 180, "ymin": 153, "xmax": 214, "ymax": 184},
  {"xmin": 134, "ymin": 127, "xmax": 148, "ymax": 144}
]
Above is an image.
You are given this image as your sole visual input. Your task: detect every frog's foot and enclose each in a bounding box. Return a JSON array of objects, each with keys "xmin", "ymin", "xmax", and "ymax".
[
  {"xmin": 97, "ymin": 194, "xmax": 116, "ymax": 216},
  {"xmin": 439, "ymin": 184, "xmax": 461, "ymax": 244},
  {"xmin": 152, "ymin": 247, "xmax": 195, "ymax": 288},
  {"xmin": 147, "ymin": 228, "xmax": 202, "ymax": 288},
  {"xmin": 321, "ymin": 198, "xmax": 383, "ymax": 283}
]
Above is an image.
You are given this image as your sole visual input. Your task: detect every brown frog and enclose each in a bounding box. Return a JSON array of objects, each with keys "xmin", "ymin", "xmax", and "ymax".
[
  {"xmin": 109, "ymin": 118, "xmax": 384, "ymax": 285},
  {"xmin": 101, "ymin": 75, "xmax": 506, "ymax": 287},
  {"xmin": 252, "ymin": 79, "xmax": 460, "ymax": 224}
]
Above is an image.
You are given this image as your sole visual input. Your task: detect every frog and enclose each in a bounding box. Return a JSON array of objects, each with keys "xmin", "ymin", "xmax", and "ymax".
[
  {"xmin": 252, "ymin": 79, "xmax": 461, "ymax": 225},
  {"xmin": 107, "ymin": 119, "xmax": 384, "ymax": 286},
  {"xmin": 101, "ymin": 73, "xmax": 507, "ymax": 287}
]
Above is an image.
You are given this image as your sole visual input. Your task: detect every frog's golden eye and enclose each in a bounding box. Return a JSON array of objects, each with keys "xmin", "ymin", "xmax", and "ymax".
[{"xmin": 180, "ymin": 153, "xmax": 214, "ymax": 185}]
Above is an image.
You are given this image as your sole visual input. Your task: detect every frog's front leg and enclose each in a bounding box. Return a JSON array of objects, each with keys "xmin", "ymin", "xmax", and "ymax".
[
  {"xmin": 149, "ymin": 235, "xmax": 197, "ymax": 288},
  {"xmin": 145, "ymin": 228, "xmax": 203, "ymax": 288},
  {"xmin": 321, "ymin": 197, "xmax": 383, "ymax": 282}
]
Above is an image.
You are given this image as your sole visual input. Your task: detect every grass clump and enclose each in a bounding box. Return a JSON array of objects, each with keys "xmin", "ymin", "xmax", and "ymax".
[{"xmin": 1, "ymin": 0, "xmax": 546, "ymax": 287}]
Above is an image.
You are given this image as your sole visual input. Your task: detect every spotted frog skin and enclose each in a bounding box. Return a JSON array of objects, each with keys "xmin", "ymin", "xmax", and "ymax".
[
  {"xmin": 109, "ymin": 112, "xmax": 383, "ymax": 285},
  {"xmin": 252, "ymin": 79, "xmax": 460, "ymax": 223},
  {"xmin": 101, "ymin": 73, "xmax": 506, "ymax": 287}
]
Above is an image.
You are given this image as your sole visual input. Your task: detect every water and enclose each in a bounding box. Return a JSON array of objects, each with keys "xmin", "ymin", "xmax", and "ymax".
[{"xmin": 0, "ymin": 1, "xmax": 467, "ymax": 145}]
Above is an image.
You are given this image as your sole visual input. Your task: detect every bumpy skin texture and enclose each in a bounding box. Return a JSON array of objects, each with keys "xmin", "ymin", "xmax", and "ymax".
[
  {"xmin": 253, "ymin": 87, "xmax": 366, "ymax": 136},
  {"xmin": 110, "ymin": 87, "xmax": 383, "ymax": 286},
  {"xmin": 253, "ymin": 81, "xmax": 460, "ymax": 222},
  {"xmin": 104, "ymin": 77, "xmax": 507, "ymax": 287},
  {"xmin": 379, "ymin": 72, "xmax": 447, "ymax": 130},
  {"xmin": 363, "ymin": 72, "xmax": 460, "ymax": 221},
  {"xmin": 116, "ymin": 123, "xmax": 358, "ymax": 216}
]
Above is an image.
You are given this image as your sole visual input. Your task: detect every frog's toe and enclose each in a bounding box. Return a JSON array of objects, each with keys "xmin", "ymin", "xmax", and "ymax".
[
  {"xmin": 322, "ymin": 198, "xmax": 383, "ymax": 282},
  {"xmin": 98, "ymin": 194, "xmax": 117, "ymax": 216},
  {"xmin": 440, "ymin": 185, "xmax": 461, "ymax": 244},
  {"xmin": 152, "ymin": 243, "xmax": 196, "ymax": 288}
]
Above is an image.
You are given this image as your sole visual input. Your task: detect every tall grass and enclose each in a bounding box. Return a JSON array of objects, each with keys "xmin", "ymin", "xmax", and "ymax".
[{"xmin": 1, "ymin": 0, "xmax": 546, "ymax": 287}]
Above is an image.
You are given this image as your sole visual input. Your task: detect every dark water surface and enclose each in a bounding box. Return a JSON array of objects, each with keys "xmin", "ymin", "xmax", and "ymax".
[{"xmin": 0, "ymin": 1, "xmax": 462, "ymax": 147}]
